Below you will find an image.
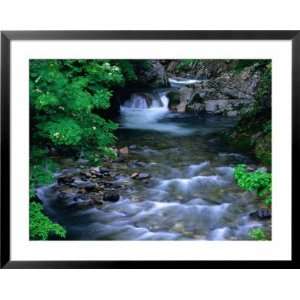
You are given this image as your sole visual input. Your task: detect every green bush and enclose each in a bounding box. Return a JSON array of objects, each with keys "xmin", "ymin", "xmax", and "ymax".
[
  {"xmin": 255, "ymin": 132, "xmax": 271, "ymax": 166},
  {"xmin": 248, "ymin": 227, "xmax": 267, "ymax": 240},
  {"xmin": 234, "ymin": 164, "xmax": 271, "ymax": 206},
  {"xmin": 30, "ymin": 202, "xmax": 66, "ymax": 240},
  {"xmin": 30, "ymin": 60, "xmax": 122, "ymax": 155}
]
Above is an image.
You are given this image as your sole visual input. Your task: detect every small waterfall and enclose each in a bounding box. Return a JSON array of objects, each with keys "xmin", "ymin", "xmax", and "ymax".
[
  {"xmin": 120, "ymin": 91, "xmax": 195, "ymax": 134},
  {"xmin": 168, "ymin": 77, "xmax": 204, "ymax": 88},
  {"xmin": 159, "ymin": 94, "xmax": 169, "ymax": 109},
  {"xmin": 123, "ymin": 92, "xmax": 168, "ymax": 110},
  {"xmin": 123, "ymin": 94, "xmax": 150, "ymax": 109}
]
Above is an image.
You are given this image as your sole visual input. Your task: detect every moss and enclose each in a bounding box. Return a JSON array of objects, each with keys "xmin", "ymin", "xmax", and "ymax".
[
  {"xmin": 167, "ymin": 91, "xmax": 180, "ymax": 108},
  {"xmin": 227, "ymin": 131, "xmax": 252, "ymax": 152},
  {"xmin": 255, "ymin": 132, "xmax": 271, "ymax": 166}
]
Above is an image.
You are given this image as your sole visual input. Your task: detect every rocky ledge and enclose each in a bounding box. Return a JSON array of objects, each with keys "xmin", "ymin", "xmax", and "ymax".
[{"xmin": 165, "ymin": 63, "xmax": 260, "ymax": 116}]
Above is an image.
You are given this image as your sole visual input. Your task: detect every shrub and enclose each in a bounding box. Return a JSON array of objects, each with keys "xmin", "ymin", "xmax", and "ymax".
[
  {"xmin": 30, "ymin": 202, "xmax": 66, "ymax": 240},
  {"xmin": 30, "ymin": 60, "xmax": 123, "ymax": 157},
  {"xmin": 255, "ymin": 132, "xmax": 271, "ymax": 166},
  {"xmin": 248, "ymin": 227, "xmax": 267, "ymax": 240},
  {"xmin": 234, "ymin": 164, "xmax": 271, "ymax": 206}
]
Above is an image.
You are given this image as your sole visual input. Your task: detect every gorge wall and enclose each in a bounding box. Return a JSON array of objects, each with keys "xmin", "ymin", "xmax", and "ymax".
[{"xmin": 114, "ymin": 59, "xmax": 264, "ymax": 117}]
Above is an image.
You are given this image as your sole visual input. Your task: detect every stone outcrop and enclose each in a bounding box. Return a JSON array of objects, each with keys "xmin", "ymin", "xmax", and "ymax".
[
  {"xmin": 166, "ymin": 63, "xmax": 261, "ymax": 116},
  {"xmin": 187, "ymin": 97, "xmax": 254, "ymax": 116},
  {"xmin": 168, "ymin": 87, "xmax": 193, "ymax": 112},
  {"xmin": 136, "ymin": 60, "xmax": 168, "ymax": 88}
]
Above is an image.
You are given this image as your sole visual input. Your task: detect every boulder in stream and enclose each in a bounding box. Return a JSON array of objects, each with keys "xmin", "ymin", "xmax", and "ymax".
[
  {"xmin": 72, "ymin": 180, "xmax": 97, "ymax": 191},
  {"xmin": 250, "ymin": 208, "xmax": 271, "ymax": 220},
  {"xmin": 103, "ymin": 190, "xmax": 120, "ymax": 202},
  {"xmin": 137, "ymin": 173, "xmax": 151, "ymax": 180}
]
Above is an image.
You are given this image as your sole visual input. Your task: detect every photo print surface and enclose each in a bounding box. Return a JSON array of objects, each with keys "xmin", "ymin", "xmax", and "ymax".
[{"xmin": 29, "ymin": 59, "xmax": 272, "ymax": 241}]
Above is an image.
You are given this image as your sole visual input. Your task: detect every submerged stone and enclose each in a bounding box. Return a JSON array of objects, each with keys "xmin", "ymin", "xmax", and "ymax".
[{"xmin": 103, "ymin": 191, "xmax": 120, "ymax": 202}]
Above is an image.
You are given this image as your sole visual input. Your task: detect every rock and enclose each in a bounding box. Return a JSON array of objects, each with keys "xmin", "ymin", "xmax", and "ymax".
[
  {"xmin": 137, "ymin": 173, "xmax": 151, "ymax": 180},
  {"xmin": 131, "ymin": 172, "xmax": 139, "ymax": 179},
  {"xmin": 57, "ymin": 191, "xmax": 77, "ymax": 202},
  {"xmin": 72, "ymin": 180, "xmax": 97, "ymax": 191},
  {"xmin": 113, "ymin": 156, "xmax": 126, "ymax": 163},
  {"xmin": 119, "ymin": 147, "xmax": 129, "ymax": 155},
  {"xmin": 129, "ymin": 160, "xmax": 147, "ymax": 168},
  {"xmin": 103, "ymin": 191, "xmax": 120, "ymax": 202},
  {"xmin": 250, "ymin": 208, "xmax": 271, "ymax": 220},
  {"xmin": 204, "ymin": 99, "xmax": 253, "ymax": 115},
  {"xmin": 69, "ymin": 199, "xmax": 94, "ymax": 209},
  {"xmin": 246, "ymin": 165, "xmax": 257, "ymax": 172},
  {"xmin": 129, "ymin": 144, "xmax": 137, "ymax": 150},
  {"xmin": 57, "ymin": 174, "xmax": 74, "ymax": 185},
  {"xmin": 77, "ymin": 158, "xmax": 89, "ymax": 165},
  {"xmin": 89, "ymin": 193, "xmax": 104, "ymax": 205},
  {"xmin": 226, "ymin": 110, "xmax": 238, "ymax": 117},
  {"xmin": 135, "ymin": 161, "xmax": 147, "ymax": 168},
  {"xmin": 257, "ymin": 167, "xmax": 268, "ymax": 173},
  {"xmin": 136, "ymin": 60, "xmax": 168, "ymax": 88}
]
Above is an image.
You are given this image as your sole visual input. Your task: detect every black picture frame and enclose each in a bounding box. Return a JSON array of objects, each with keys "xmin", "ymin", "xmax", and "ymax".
[{"xmin": 1, "ymin": 30, "xmax": 299, "ymax": 269}]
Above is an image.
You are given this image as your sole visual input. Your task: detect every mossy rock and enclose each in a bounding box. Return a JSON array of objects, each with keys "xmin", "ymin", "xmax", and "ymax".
[{"xmin": 167, "ymin": 91, "xmax": 181, "ymax": 108}]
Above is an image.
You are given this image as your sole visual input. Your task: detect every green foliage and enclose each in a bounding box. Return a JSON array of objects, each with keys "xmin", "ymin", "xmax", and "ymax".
[
  {"xmin": 176, "ymin": 59, "xmax": 200, "ymax": 71},
  {"xmin": 30, "ymin": 59, "xmax": 130, "ymax": 161},
  {"xmin": 234, "ymin": 164, "xmax": 272, "ymax": 206},
  {"xmin": 233, "ymin": 59, "xmax": 270, "ymax": 74},
  {"xmin": 30, "ymin": 147, "xmax": 58, "ymax": 199},
  {"xmin": 248, "ymin": 227, "xmax": 267, "ymax": 240},
  {"xmin": 255, "ymin": 132, "xmax": 271, "ymax": 166},
  {"xmin": 227, "ymin": 61, "xmax": 272, "ymax": 167},
  {"xmin": 115, "ymin": 60, "xmax": 138, "ymax": 82},
  {"xmin": 30, "ymin": 202, "xmax": 66, "ymax": 240},
  {"xmin": 30, "ymin": 165, "xmax": 54, "ymax": 199},
  {"xmin": 38, "ymin": 118, "xmax": 83, "ymax": 146}
]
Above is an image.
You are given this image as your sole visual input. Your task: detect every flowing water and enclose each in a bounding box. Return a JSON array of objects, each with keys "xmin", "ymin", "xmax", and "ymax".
[{"xmin": 37, "ymin": 89, "xmax": 269, "ymax": 240}]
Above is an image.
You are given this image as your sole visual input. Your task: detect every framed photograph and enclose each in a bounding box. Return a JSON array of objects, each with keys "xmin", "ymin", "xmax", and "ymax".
[{"xmin": 1, "ymin": 31, "xmax": 299, "ymax": 268}]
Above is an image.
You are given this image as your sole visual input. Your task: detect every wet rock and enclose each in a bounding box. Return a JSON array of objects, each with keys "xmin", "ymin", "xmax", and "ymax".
[
  {"xmin": 129, "ymin": 160, "xmax": 147, "ymax": 168},
  {"xmin": 88, "ymin": 167, "xmax": 103, "ymax": 177},
  {"xmin": 99, "ymin": 167, "xmax": 110, "ymax": 174},
  {"xmin": 103, "ymin": 191, "xmax": 120, "ymax": 202},
  {"xmin": 57, "ymin": 174, "xmax": 74, "ymax": 185},
  {"xmin": 57, "ymin": 191, "xmax": 77, "ymax": 201},
  {"xmin": 113, "ymin": 156, "xmax": 126, "ymax": 163},
  {"xmin": 137, "ymin": 173, "xmax": 151, "ymax": 180},
  {"xmin": 77, "ymin": 158, "xmax": 89, "ymax": 165},
  {"xmin": 257, "ymin": 167, "xmax": 268, "ymax": 173},
  {"xmin": 129, "ymin": 144, "xmax": 137, "ymax": 150},
  {"xmin": 246, "ymin": 165, "xmax": 257, "ymax": 172},
  {"xmin": 131, "ymin": 172, "xmax": 139, "ymax": 179},
  {"xmin": 250, "ymin": 208, "xmax": 271, "ymax": 220},
  {"xmin": 119, "ymin": 147, "xmax": 129, "ymax": 155},
  {"xmin": 136, "ymin": 60, "xmax": 168, "ymax": 88},
  {"xmin": 226, "ymin": 110, "xmax": 238, "ymax": 117},
  {"xmin": 80, "ymin": 170, "xmax": 92, "ymax": 179},
  {"xmin": 89, "ymin": 192, "xmax": 104, "ymax": 205},
  {"xmin": 72, "ymin": 180, "xmax": 97, "ymax": 191},
  {"xmin": 68, "ymin": 199, "xmax": 94, "ymax": 209},
  {"xmin": 135, "ymin": 161, "xmax": 147, "ymax": 168}
]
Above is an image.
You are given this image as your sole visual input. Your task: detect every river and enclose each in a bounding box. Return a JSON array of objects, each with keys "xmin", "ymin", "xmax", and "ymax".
[{"xmin": 37, "ymin": 88, "xmax": 269, "ymax": 240}]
